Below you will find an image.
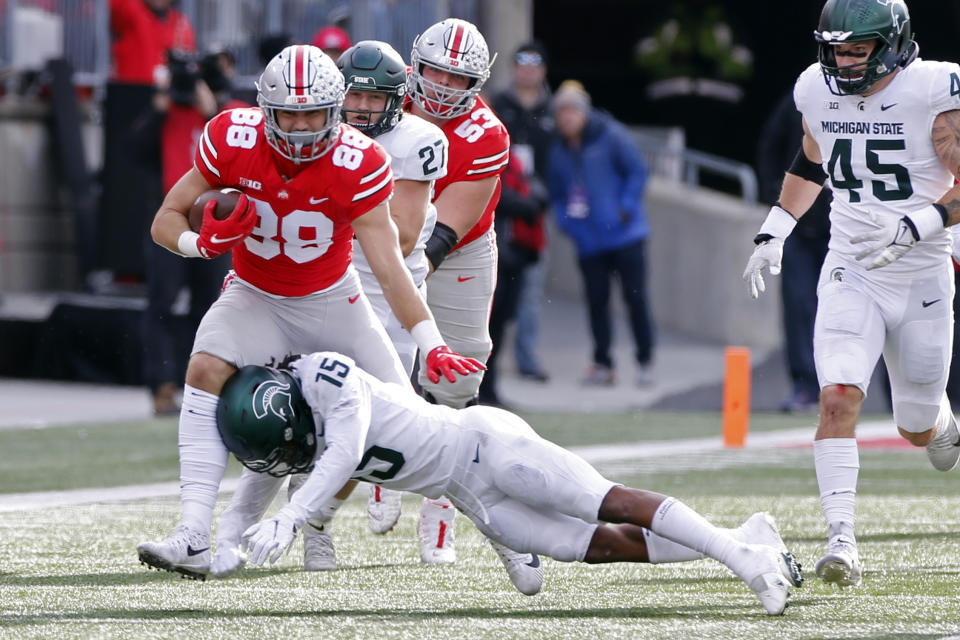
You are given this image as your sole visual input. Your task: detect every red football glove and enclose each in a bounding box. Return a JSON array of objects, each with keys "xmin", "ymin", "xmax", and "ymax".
[
  {"xmin": 425, "ymin": 346, "xmax": 486, "ymax": 384},
  {"xmin": 196, "ymin": 194, "xmax": 257, "ymax": 259}
]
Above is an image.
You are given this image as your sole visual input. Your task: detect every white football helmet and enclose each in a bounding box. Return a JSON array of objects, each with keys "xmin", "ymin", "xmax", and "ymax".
[
  {"xmin": 408, "ymin": 18, "xmax": 495, "ymax": 119},
  {"xmin": 256, "ymin": 44, "xmax": 345, "ymax": 164}
]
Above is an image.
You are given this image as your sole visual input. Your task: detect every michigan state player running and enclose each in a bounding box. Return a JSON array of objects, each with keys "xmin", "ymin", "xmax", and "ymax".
[{"xmin": 743, "ymin": 0, "xmax": 960, "ymax": 587}]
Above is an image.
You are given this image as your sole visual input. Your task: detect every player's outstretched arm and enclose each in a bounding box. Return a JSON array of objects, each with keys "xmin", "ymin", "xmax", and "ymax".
[
  {"xmin": 390, "ymin": 179, "xmax": 432, "ymax": 257},
  {"xmin": 432, "ymin": 176, "xmax": 498, "ymax": 244},
  {"xmin": 354, "ymin": 203, "xmax": 484, "ymax": 382},
  {"xmin": 743, "ymin": 120, "xmax": 826, "ymax": 298}
]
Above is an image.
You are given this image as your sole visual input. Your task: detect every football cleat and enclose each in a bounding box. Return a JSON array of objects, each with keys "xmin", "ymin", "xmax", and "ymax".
[
  {"xmin": 737, "ymin": 544, "xmax": 803, "ymax": 616},
  {"xmin": 303, "ymin": 521, "xmax": 337, "ymax": 571},
  {"xmin": 925, "ymin": 410, "xmax": 960, "ymax": 472},
  {"xmin": 418, "ymin": 498, "xmax": 456, "ymax": 565},
  {"xmin": 735, "ymin": 512, "xmax": 788, "ymax": 554},
  {"xmin": 815, "ymin": 536, "xmax": 862, "ymax": 588},
  {"xmin": 137, "ymin": 525, "xmax": 210, "ymax": 581},
  {"xmin": 367, "ymin": 485, "xmax": 402, "ymax": 534},
  {"xmin": 490, "ymin": 539, "xmax": 544, "ymax": 596}
]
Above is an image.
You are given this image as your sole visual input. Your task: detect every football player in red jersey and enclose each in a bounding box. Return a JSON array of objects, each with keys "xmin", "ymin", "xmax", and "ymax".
[
  {"xmin": 403, "ymin": 19, "xmax": 520, "ymax": 566},
  {"xmin": 136, "ymin": 44, "xmax": 482, "ymax": 580}
]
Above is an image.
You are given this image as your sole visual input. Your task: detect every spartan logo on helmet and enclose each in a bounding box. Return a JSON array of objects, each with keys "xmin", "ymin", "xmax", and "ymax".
[{"xmin": 252, "ymin": 378, "xmax": 295, "ymax": 425}]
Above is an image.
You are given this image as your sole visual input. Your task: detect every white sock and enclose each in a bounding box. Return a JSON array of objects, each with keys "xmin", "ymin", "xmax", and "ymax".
[
  {"xmin": 814, "ymin": 438, "xmax": 859, "ymax": 542},
  {"xmin": 643, "ymin": 528, "xmax": 704, "ymax": 564},
  {"xmin": 648, "ymin": 497, "xmax": 744, "ymax": 571},
  {"xmin": 178, "ymin": 384, "xmax": 228, "ymax": 535}
]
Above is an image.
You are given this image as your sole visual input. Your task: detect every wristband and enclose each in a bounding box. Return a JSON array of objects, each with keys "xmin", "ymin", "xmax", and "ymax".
[
  {"xmin": 177, "ymin": 230, "xmax": 203, "ymax": 258},
  {"xmin": 410, "ymin": 320, "xmax": 445, "ymax": 354},
  {"xmin": 754, "ymin": 205, "xmax": 797, "ymax": 244},
  {"xmin": 908, "ymin": 204, "xmax": 947, "ymax": 240},
  {"xmin": 424, "ymin": 222, "xmax": 458, "ymax": 270}
]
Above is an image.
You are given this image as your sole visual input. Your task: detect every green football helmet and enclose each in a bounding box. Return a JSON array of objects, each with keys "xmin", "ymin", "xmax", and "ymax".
[
  {"xmin": 337, "ymin": 40, "xmax": 407, "ymax": 137},
  {"xmin": 216, "ymin": 365, "xmax": 317, "ymax": 477},
  {"xmin": 814, "ymin": 0, "xmax": 917, "ymax": 95}
]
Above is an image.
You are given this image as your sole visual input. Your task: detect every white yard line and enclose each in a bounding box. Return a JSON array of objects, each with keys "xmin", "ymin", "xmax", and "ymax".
[{"xmin": 0, "ymin": 420, "xmax": 897, "ymax": 512}]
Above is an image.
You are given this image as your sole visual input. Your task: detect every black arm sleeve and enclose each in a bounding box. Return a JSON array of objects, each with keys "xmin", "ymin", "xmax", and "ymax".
[
  {"xmin": 424, "ymin": 222, "xmax": 459, "ymax": 271},
  {"xmin": 786, "ymin": 147, "xmax": 828, "ymax": 185}
]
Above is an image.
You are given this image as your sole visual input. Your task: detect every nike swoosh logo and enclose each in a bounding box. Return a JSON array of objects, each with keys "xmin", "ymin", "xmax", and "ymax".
[
  {"xmin": 209, "ymin": 233, "xmax": 244, "ymax": 244},
  {"xmin": 922, "ymin": 299, "xmax": 941, "ymax": 308},
  {"xmin": 309, "ymin": 197, "xmax": 329, "ymax": 204},
  {"xmin": 526, "ymin": 554, "xmax": 541, "ymax": 568},
  {"xmin": 457, "ymin": 276, "xmax": 475, "ymax": 282},
  {"xmin": 880, "ymin": 103, "xmax": 897, "ymax": 111},
  {"xmin": 348, "ymin": 294, "xmax": 360, "ymax": 304},
  {"xmin": 187, "ymin": 545, "xmax": 209, "ymax": 556},
  {"xmin": 472, "ymin": 443, "xmax": 480, "ymax": 463}
]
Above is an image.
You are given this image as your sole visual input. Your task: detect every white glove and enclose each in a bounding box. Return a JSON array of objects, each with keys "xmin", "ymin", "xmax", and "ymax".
[
  {"xmin": 851, "ymin": 205, "xmax": 944, "ymax": 270},
  {"xmin": 210, "ymin": 544, "xmax": 247, "ymax": 578},
  {"xmin": 242, "ymin": 510, "xmax": 299, "ymax": 566},
  {"xmin": 742, "ymin": 205, "xmax": 797, "ymax": 299}
]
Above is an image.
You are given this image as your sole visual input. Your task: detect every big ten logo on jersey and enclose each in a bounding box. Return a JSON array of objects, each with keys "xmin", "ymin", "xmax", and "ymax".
[
  {"xmin": 454, "ymin": 107, "xmax": 498, "ymax": 143},
  {"xmin": 225, "ymin": 109, "xmax": 263, "ymax": 149},
  {"xmin": 332, "ymin": 128, "xmax": 373, "ymax": 170},
  {"xmin": 245, "ymin": 196, "xmax": 334, "ymax": 264}
]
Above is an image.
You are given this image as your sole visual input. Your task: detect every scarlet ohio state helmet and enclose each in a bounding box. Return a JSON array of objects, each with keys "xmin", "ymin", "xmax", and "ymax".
[
  {"xmin": 408, "ymin": 18, "xmax": 496, "ymax": 119},
  {"xmin": 256, "ymin": 44, "xmax": 345, "ymax": 164}
]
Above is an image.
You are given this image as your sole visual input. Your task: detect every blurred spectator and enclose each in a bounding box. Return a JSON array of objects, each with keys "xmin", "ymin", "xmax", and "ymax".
[
  {"xmin": 311, "ymin": 25, "xmax": 352, "ymax": 62},
  {"xmin": 756, "ymin": 90, "xmax": 830, "ymax": 414},
  {"xmin": 258, "ymin": 33, "xmax": 294, "ymax": 66},
  {"xmin": 478, "ymin": 153, "xmax": 548, "ymax": 407},
  {"xmin": 130, "ymin": 48, "xmax": 243, "ymax": 415},
  {"xmin": 110, "ymin": 0, "xmax": 195, "ymax": 85},
  {"xmin": 488, "ymin": 41, "xmax": 554, "ymax": 384},
  {"xmin": 547, "ymin": 81, "xmax": 654, "ymax": 387}
]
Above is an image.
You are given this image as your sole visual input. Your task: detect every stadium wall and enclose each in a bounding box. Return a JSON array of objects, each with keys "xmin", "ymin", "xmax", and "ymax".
[{"xmin": 544, "ymin": 176, "xmax": 783, "ymax": 350}]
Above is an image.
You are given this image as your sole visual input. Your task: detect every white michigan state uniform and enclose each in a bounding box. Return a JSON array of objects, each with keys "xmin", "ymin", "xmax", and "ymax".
[
  {"xmin": 352, "ymin": 114, "xmax": 448, "ymax": 375},
  {"xmin": 794, "ymin": 59, "xmax": 960, "ymax": 430},
  {"xmin": 218, "ymin": 352, "xmax": 617, "ymax": 562}
]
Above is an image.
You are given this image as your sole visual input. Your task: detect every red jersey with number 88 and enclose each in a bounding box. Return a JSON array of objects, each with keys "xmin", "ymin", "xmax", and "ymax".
[
  {"xmin": 432, "ymin": 97, "xmax": 510, "ymax": 250},
  {"xmin": 194, "ymin": 108, "xmax": 394, "ymax": 296}
]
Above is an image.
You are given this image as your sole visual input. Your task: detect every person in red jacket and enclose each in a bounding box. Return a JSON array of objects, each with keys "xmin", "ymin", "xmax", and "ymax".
[{"xmin": 110, "ymin": 0, "xmax": 195, "ymax": 85}]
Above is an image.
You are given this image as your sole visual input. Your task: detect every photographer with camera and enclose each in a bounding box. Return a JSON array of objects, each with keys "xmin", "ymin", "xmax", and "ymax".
[{"xmin": 131, "ymin": 48, "xmax": 246, "ymax": 415}]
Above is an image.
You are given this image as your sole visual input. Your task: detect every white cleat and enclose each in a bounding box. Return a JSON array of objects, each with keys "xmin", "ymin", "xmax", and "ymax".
[
  {"xmin": 490, "ymin": 539, "xmax": 543, "ymax": 596},
  {"xmin": 737, "ymin": 544, "xmax": 803, "ymax": 616},
  {"xmin": 926, "ymin": 411, "xmax": 960, "ymax": 472},
  {"xmin": 418, "ymin": 499, "xmax": 456, "ymax": 565},
  {"xmin": 815, "ymin": 536, "xmax": 862, "ymax": 588},
  {"xmin": 137, "ymin": 525, "xmax": 210, "ymax": 581},
  {"xmin": 367, "ymin": 485, "xmax": 403, "ymax": 534},
  {"xmin": 735, "ymin": 512, "xmax": 788, "ymax": 553},
  {"xmin": 303, "ymin": 522, "xmax": 337, "ymax": 571}
]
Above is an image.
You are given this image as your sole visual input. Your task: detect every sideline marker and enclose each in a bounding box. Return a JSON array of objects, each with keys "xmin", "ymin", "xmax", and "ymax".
[{"xmin": 722, "ymin": 346, "xmax": 751, "ymax": 448}]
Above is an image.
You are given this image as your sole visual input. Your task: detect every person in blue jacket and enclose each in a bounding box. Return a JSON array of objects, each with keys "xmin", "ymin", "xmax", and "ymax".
[{"xmin": 547, "ymin": 80, "xmax": 654, "ymax": 386}]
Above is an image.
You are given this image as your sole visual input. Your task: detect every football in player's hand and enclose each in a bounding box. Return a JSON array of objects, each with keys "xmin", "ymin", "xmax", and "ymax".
[{"xmin": 188, "ymin": 188, "xmax": 242, "ymax": 232}]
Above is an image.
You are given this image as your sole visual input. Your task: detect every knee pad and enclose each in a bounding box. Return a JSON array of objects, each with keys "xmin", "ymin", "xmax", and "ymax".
[
  {"xmin": 420, "ymin": 370, "xmax": 484, "ymax": 408},
  {"xmin": 893, "ymin": 400, "xmax": 940, "ymax": 433}
]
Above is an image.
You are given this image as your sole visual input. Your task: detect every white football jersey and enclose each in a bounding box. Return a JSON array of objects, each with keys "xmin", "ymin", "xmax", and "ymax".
[
  {"xmin": 284, "ymin": 352, "xmax": 462, "ymax": 519},
  {"xmin": 794, "ymin": 59, "xmax": 960, "ymax": 275},
  {"xmin": 353, "ymin": 113, "xmax": 448, "ymax": 287}
]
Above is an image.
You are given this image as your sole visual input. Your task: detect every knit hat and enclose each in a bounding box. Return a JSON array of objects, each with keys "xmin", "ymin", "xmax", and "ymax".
[{"xmin": 553, "ymin": 79, "xmax": 591, "ymax": 112}]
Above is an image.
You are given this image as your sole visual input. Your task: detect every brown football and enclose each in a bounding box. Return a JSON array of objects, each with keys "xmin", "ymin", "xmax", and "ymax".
[{"xmin": 188, "ymin": 188, "xmax": 242, "ymax": 232}]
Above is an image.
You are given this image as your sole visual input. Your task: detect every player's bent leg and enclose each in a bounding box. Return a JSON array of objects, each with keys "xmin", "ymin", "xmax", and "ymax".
[
  {"xmin": 137, "ymin": 353, "xmax": 236, "ymax": 579},
  {"xmin": 898, "ymin": 395, "xmax": 960, "ymax": 471},
  {"xmin": 289, "ymin": 474, "xmax": 339, "ymax": 571},
  {"xmin": 418, "ymin": 497, "xmax": 456, "ymax": 564},
  {"xmin": 368, "ymin": 485, "xmax": 403, "ymax": 534}
]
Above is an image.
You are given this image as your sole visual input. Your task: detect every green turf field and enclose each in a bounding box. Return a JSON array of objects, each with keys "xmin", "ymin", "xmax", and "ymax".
[{"xmin": 3, "ymin": 411, "xmax": 960, "ymax": 639}]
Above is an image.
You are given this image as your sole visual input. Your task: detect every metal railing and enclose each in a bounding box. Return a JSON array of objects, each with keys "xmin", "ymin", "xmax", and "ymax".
[{"xmin": 631, "ymin": 126, "xmax": 759, "ymax": 203}]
